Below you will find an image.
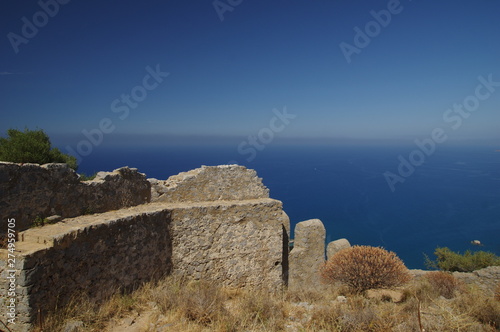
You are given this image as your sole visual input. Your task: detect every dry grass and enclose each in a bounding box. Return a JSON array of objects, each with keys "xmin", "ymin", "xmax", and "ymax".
[
  {"xmin": 33, "ymin": 290, "xmax": 140, "ymax": 332},
  {"xmin": 33, "ymin": 273, "xmax": 500, "ymax": 332}
]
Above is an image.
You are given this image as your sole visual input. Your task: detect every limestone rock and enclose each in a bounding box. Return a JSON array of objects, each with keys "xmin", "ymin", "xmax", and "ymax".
[
  {"xmin": 45, "ymin": 215, "xmax": 62, "ymax": 223},
  {"xmin": 453, "ymin": 266, "xmax": 500, "ymax": 297},
  {"xmin": 410, "ymin": 267, "xmax": 500, "ymax": 297},
  {"xmin": 326, "ymin": 238, "xmax": 351, "ymax": 260},
  {"xmin": 149, "ymin": 165, "xmax": 269, "ymax": 203},
  {"xmin": 288, "ymin": 219, "xmax": 326, "ymax": 290},
  {"xmin": 336, "ymin": 295, "xmax": 347, "ymax": 303}
]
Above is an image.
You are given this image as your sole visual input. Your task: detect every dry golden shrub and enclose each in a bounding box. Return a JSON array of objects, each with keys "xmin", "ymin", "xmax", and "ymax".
[
  {"xmin": 425, "ymin": 271, "xmax": 461, "ymax": 299},
  {"xmin": 320, "ymin": 245, "xmax": 412, "ymax": 293},
  {"xmin": 495, "ymin": 282, "xmax": 500, "ymax": 302}
]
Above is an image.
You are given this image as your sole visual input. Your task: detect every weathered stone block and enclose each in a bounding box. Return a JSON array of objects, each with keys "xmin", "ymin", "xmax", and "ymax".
[
  {"xmin": 149, "ymin": 165, "xmax": 269, "ymax": 202},
  {"xmin": 326, "ymin": 238, "xmax": 351, "ymax": 260},
  {"xmin": 288, "ymin": 219, "xmax": 326, "ymax": 291},
  {"xmin": 170, "ymin": 198, "xmax": 289, "ymax": 289}
]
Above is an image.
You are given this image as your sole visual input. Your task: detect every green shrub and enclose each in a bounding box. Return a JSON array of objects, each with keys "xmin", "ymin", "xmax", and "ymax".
[
  {"xmin": 32, "ymin": 216, "xmax": 47, "ymax": 227},
  {"xmin": 320, "ymin": 245, "xmax": 412, "ymax": 293},
  {"xmin": 0, "ymin": 128, "xmax": 78, "ymax": 170},
  {"xmin": 79, "ymin": 172, "xmax": 97, "ymax": 181},
  {"xmin": 425, "ymin": 247, "xmax": 500, "ymax": 272},
  {"xmin": 32, "ymin": 216, "xmax": 58, "ymax": 227}
]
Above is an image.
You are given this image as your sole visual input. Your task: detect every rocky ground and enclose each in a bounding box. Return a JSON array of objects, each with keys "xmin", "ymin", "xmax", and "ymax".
[
  {"xmin": 411, "ymin": 266, "xmax": 500, "ymax": 297},
  {"xmin": 59, "ymin": 266, "xmax": 498, "ymax": 332}
]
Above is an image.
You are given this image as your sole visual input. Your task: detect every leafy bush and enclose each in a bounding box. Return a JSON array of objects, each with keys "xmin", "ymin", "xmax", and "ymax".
[
  {"xmin": 0, "ymin": 128, "xmax": 78, "ymax": 170},
  {"xmin": 33, "ymin": 216, "xmax": 49, "ymax": 227},
  {"xmin": 424, "ymin": 271, "xmax": 461, "ymax": 299},
  {"xmin": 425, "ymin": 247, "xmax": 500, "ymax": 272},
  {"xmin": 320, "ymin": 245, "xmax": 412, "ymax": 293}
]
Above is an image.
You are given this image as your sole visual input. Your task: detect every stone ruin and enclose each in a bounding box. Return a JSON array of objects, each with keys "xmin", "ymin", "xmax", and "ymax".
[
  {"xmin": 0, "ymin": 162, "xmax": 151, "ymax": 232},
  {"xmin": 0, "ymin": 161, "xmax": 349, "ymax": 331},
  {"xmin": 288, "ymin": 219, "xmax": 351, "ymax": 291}
]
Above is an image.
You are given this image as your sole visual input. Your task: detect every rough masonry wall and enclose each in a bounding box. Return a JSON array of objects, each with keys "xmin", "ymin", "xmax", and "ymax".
[
  {"xmin": 0, "ymin": 162, "xmax": 151, "ymax": 232},
  {"xmin": 0, "ymin": 165, "xmax": 290, "ymax": 331},
  {"xmin": 150, "ymin": 165, "xmax": 288, "ymax": 289},
  {"xmin": 170, "ymin": 199, "xmax": 289, "ymax": 289},
  {"xmin": 149, "ymin": 165, "xmax": 269, "ymax": 203},
  {"xmin": 0, "ymin": 205, "xmax": 172, "ymax": 331}
]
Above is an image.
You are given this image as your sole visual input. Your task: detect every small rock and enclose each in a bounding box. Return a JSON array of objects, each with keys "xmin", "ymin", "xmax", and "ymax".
[
  {"xmin": 63, "ymin": 320, "xmax": 84, "ymax": 332},
  {"xmin": 336, "ymin": 295, "xmax": 347, "ymax": 303},
  {"xmin": 46, "ymin": 215, "xmax": 62, "ymax": 223}
]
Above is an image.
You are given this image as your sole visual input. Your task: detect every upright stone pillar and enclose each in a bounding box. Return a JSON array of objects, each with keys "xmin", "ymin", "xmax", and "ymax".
[{"xmin": 288, "ymin": 219, "xmax": 326, "ymax": 290}]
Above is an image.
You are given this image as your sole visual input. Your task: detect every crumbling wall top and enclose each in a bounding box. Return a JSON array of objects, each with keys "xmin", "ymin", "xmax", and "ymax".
[{"xmin": 149, "ymin": 165, "xmax": 270, "ymax": 203}]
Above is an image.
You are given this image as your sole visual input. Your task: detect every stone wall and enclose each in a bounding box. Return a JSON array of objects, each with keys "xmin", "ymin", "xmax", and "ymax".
[
  {"xmin": 0, "ymin": 162, "xmax": 151, "ymax": 232},
  {"xmin": 170, "ymin": 199, "xmax": 289, "ymax": 289},
  {"xmin": 149, "ymin": 164, "xmax": 270, "ymax": 203},
  {"xmin": 0, "ymin": 206, "xmax": 172, "ymax": 331},
  {"xmin": 0, "ymin": 165, "xmax": 290, "ymax": 331}
]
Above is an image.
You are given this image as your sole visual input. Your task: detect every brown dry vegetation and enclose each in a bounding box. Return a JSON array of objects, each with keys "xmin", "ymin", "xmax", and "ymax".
[
  {"xmin": 424, "ymin": 271, "xmax": 462, "ymax": 299},
  {"xmin": 320, "ymin": 245, "xmax": 413, "ymax": 293},
  {"xmin": 30, "ymin": 272, "xmax": 500, "ymax": 332}
]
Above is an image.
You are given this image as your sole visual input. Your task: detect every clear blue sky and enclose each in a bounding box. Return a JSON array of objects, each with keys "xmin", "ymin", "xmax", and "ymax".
[{"xmin": 1, "ymin": 0, "xmax": 499, "ymax": 150}]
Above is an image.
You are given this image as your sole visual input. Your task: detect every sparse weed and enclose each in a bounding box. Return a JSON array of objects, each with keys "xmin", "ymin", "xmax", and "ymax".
[
  {"xmin": 79, "ymin": 172, "xmax": 97, "ymax": 181},
  {"xmin": 32, "ymin": 216, "xmax": 57, "ymax": 227}
]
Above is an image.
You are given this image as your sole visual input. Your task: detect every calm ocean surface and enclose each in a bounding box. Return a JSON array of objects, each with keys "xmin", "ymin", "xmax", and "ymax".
[{"xmin": 78, "ymin": 144, "xmax": 500, "ymax": 269}]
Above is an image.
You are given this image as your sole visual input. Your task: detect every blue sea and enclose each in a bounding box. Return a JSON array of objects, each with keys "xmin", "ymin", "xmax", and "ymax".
[{"xmin": 78, "ymin": 143, "xmax": 500, "ymax": 269}]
